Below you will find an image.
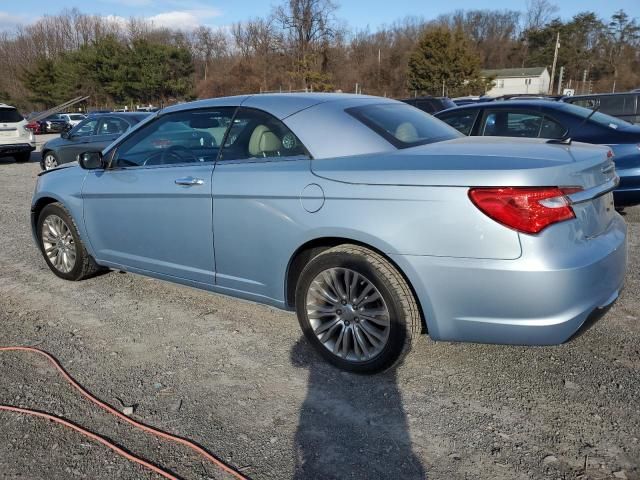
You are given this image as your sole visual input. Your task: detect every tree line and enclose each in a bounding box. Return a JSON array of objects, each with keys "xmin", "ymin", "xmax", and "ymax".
[{"xmin": 0, "ymin": 0, "xmax": 638, "ymax": 111}]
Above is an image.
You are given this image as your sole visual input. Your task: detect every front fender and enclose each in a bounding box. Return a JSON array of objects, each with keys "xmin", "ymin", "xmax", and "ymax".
[{"xmin": 31, "ymin": 169, "xmax": 94, "ymax": 258}]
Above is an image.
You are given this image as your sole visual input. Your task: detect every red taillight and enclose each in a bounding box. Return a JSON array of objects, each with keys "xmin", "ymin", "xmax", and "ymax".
[{"xmin": 468, "ymin": 187, "xmax": 580, "ymax": 235}]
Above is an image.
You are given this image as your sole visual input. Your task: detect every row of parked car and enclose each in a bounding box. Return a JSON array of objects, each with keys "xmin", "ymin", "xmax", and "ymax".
[
  {"xmin": 401, "ymin": 92, "xmax": 640, "ymax": 208},
  {"xmin": 3, "ymin": 91, "xmax": 639, "ymax": 210},
  {"xmin": 0, "ymin": 105, "xmax": 150, "ymax": 165},
  {"xmin": 25, "ymin": 112, "xmax": 87, "ymax": 134},
  {"xmin": 403, "ymin": 91, "xmax": 640, "ymax": 124}
]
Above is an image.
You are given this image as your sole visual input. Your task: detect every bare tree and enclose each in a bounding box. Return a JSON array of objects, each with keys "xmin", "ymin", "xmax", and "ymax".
[{"xmin": 525, "ymin": 0, "xmax": 559, "ymax": 31}]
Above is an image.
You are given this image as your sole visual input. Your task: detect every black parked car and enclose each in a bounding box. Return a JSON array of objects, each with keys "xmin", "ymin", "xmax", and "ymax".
[
  {"xmin": 435, "ymin": 100, "xmax": 640, "ymax": 207},
  {"xmin": 37, "ymin": 114, "xmax": 71, "ymax": 133},
  {"xmin": 400, "ymin": 96, "xmax": 457, "ymax": 114},
  {"xmin": 562, "ymin": 92, "xmax": 640, "ymax": 124},
  {"xmin": 40, "ymin": 112, "xmax": 150, "ymax": 170}
]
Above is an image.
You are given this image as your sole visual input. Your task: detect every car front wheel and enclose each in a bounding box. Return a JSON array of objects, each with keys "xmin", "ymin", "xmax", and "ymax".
[
  {"xmin": 42, "ymin": 152, "xmax": 58, "ymax": 170},
  {"xmin": 295, "ymin": 244, "xmax": 422, "ymax": 374},
  {"xmin": 37, "ymin": 203, "xmax": 101, "ymax": 281}
]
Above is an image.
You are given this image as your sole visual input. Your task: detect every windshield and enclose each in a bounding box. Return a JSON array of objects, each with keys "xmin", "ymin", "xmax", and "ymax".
[
  {"xmin": 68, "ymin": 114, "xmax": 85, "ymax": 120},
  {"xmin": 0, "ymin": 108, "xmax": 24, "ymax": 123},
  {"xmin": 46, "ymin": 114, "xmax": 65, "ymax": 121},
  {"xmin": 560, "ymin": 102, "xmax": 631, "ymax": 130},
  {"xmin": 346, "ymin": 103, "xmax": 462, "ymax": 148}
]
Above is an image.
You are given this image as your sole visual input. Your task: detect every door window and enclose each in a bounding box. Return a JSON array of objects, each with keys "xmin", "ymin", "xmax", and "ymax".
[
  {"xmin": 598, "ymin": 95, "xmax": 627, "ymax": 116},
  {"xmin": 72, "ymin": 119, "xmax": 98, "ymax": 137},
  {"xmin": 539, "ymin": 116, "xmax": 567, "ymax": 139},
  {"xmin": 96, "ymin": 117, "xmax": 129, "ymax": 136},
  {"xmin": 482, "ymin": 111, "xmax": 544, "ymax": 137},
  {"xmin": 219, "ymin": 108, "xmax": 310, "ymax": 160},
  {"xmin": 439, "ymin": 111, "xmax": 478, "ymax": 135},
  {"xmin": 111, "ymin": 108, "xmax": 235, "ymax": 167},
  {"xmin": 571, "ymin": 97, "xmax": 596, "ymax": 109}
]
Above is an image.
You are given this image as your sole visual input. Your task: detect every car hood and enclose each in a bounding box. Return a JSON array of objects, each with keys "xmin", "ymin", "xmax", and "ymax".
[
  {"xmin": 42, "ymin": 137, "xmax": 66, "ymax": 149},
  {"xmin": 311, "ymin": 136, "xmax": 611, "ymax": 189}
]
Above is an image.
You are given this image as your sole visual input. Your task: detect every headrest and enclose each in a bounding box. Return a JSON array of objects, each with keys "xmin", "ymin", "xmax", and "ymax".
[
  {"xmin": 249, "ymin": 125, "xmax": 281, "ymax": 156},
  {"xmin": 395, "ymin": 122, "xmax": 419, "ymax": 143}
]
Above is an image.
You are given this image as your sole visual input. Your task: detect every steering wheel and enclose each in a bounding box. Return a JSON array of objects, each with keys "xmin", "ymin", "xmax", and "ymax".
[
  {"xmin": 143, "ymin": 145, "xmax": 199, "ymax": 166},
  {"xmin": 162, "ymin": 145, "xmax": 199, "ymax": 164}
]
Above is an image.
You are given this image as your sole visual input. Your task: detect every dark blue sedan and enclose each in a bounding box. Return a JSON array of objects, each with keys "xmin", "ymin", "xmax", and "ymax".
[{"xmin": 435, "ymin": 100, "xmax": 640, "ymax": 207}]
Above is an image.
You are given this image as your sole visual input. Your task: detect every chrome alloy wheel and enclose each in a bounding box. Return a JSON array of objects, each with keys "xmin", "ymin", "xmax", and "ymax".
[
  {"xmin": 44, "ymin": 154, "xmax": 58, "ymax": 170},
  {"xmin": 41, "ymin": 215, "xmax": 76, "ymax": 273},
  {"xmin": 306, "ymin": 267, "xmax": 391, "ymax": 362}
]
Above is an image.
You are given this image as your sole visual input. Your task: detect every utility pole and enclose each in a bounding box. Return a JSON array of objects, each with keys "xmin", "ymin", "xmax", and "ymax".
[
  {"xmin": 548, "ymin": 32, "xmax": 560, "ymax": 95},
  {"xmin": 377, "ymin": 48, "xmax": 381, "ymax": 93},
  {"xmin": 582, "ymin": 69, "xmax": 588, "ymax": 94},
  {"xmin": 556, "ymin": 66, "xmax": 564, "ymax": 95}
]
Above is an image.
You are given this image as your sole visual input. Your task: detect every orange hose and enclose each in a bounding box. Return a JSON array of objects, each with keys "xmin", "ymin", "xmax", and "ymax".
[
  {"xmin": 0, "ymin": 404, "xmax": 179, "ymax": 479},
  {"xmin": 0, "ymin": 346, "xmax": 249, "ymax": 480}
]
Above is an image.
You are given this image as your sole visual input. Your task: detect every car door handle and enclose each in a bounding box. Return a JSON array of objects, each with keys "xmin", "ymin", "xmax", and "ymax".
[{"xmin": 175, "ymin": 176, "xmax": 204, "ymax": 186}]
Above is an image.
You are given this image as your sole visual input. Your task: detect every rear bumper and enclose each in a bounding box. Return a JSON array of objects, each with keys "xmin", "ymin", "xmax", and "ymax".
[
  {"xmin": 614, "ymin": 167, "xmax": 640, "ymax": 207},
  {"xmin": 391, "ymin": 214, "xmax": 628, "ymax": 345},
  {"xmin": 0, "ymin": 143, "xmax": 36, "ymax": 156}
]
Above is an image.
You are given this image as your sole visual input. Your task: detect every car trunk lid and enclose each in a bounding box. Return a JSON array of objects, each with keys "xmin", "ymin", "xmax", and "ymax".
[{"xmin": 312, "ymin": 136, "xmax": 618, "ymax": 238}]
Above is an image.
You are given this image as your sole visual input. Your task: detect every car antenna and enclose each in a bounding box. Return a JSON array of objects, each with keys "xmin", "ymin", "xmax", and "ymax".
[{"xmin": 547, "ymin": 104, "xmax": 600, "ymax": 145}]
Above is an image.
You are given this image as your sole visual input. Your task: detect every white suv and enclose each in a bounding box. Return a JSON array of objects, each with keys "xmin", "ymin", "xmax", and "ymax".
[
  {"xmin": 0, "ymin": 104, "xmax": 36, "ymax": 162},
  {"xmin": 60, "ymin": 113, "xmax": 87, "ymax": 127}
]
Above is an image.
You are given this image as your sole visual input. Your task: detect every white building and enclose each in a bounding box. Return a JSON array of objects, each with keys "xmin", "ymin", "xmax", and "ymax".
[{"xmin": 482, "ymin": 67, "xmax": 550, "ymax": 97}]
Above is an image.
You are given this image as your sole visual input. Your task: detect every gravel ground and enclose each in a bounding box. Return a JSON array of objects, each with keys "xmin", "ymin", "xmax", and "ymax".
[{"xmin": 0, "ymin": 145, "xmax": 638, "ymax": 480}]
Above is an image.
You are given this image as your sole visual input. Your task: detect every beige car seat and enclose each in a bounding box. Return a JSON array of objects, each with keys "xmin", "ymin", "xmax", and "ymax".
[
  {"xmin": 395, "ymin": 122, "xmax": 419, "ymax": 143},
  {"xmin": 248, "ymin": 125, "xmax": 281, "ymax": 157}
]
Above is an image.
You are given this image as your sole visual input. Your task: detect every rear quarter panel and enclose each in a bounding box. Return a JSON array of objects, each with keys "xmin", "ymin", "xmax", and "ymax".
[{"xmin": 211, "ymin": 157, "xmax": 521, "ymax": 309}]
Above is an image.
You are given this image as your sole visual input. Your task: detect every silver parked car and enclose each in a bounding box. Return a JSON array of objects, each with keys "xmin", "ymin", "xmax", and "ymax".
[{"xmin": 31, "ymin": 94, "xmax": 627, "ymax": 373}]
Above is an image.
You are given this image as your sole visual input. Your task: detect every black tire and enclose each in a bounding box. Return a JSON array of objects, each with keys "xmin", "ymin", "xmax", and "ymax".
[
  {"xmin": 14, "ymin": 152, "xmax": 31, "ymax": 163},
  {"xmin": 37, "ymin": 202, "xmax": 101, "ymax": 281},
  {"xmin": 41, "ymin": 151, "xmax": 59, "ymax": 170},
  {"xmin": 295, "ymin": 244, "xmax": 422, "ymax": 374}
]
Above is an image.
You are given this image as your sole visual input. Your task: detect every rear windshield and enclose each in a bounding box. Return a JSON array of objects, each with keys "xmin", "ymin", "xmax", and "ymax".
[
  {"xmin": 559, "ymin": 102, "xmax": 631, "ymax": 130},
  {"xmin": 346, "ymin": 103, "xmax": 462, "ymax": 148},
  {"xmin": 0, "ymin": 108, "xmax": 24, "ymax": 123}
]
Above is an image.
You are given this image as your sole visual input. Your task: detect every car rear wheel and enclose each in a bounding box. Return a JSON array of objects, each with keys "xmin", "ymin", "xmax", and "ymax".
[
  {"xmin": 37, "ymin": 203, "xmax": 101, "ymax": 281},
  {"xmin": 295, "ymin": 244, "xmax": 421, "ymax": 374},
  {"xmin": 42, "ymin": 152, "xmax": 58, "ymax": 170}
]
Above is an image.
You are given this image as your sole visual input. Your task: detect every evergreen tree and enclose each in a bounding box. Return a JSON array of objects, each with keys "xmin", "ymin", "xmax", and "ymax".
[
  {"xmin": 407, "ymin": 27, "xmax": 490, "ymax": 97},
  {"xmin": 22, "ymin": 58, "xmax": 63, "ymax": 107},
  {"xmin": 21, "ymin": 36, "xmax": 194, "ymax": 108}
]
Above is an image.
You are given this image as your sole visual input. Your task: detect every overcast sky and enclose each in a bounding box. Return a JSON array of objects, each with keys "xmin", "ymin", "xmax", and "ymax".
[{"xmin": 1, "ymin": 0, "xmax": 639, "ymax": 32}]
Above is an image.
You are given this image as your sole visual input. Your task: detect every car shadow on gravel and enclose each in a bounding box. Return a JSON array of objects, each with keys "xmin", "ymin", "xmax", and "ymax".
[
  {"xmin": 290, "ymin": 339, "xmax": 426, "ymax": 479},
  {"xmin": 0, "ymin": 150, "xmax": 41, "ymax": 165}
]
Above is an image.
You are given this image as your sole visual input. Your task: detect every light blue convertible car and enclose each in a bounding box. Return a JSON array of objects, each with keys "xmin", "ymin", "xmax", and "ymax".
[{"xmin": 31, "ymin": 93, "xmax": 627, "ymax": 373}]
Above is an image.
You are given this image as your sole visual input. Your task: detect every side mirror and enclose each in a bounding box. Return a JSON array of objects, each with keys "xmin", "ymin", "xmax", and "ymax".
[{"xmin": 78, "ymin": 151, "xmax": 104, "ymax": 170}]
